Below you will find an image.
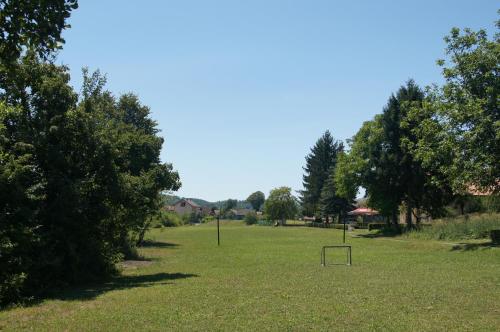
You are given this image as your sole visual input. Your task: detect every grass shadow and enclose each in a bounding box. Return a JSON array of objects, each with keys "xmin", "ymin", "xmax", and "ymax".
[
  {"xmin": 450, "ymin": 242, "xmax": 498, "ymax": 251},
  {"xmin": 46, "ymin": 272, "xmax": 199, "ymax": 303},
  {"xmin": 355, "ymin": 229, "xmax": 402, "ymax": 238},
  {"xmin": 139, "ymin": 240, "xmax": 180, "ymax": 248}
]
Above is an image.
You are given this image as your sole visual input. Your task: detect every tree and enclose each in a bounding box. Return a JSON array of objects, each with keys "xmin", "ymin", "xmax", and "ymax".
[
  {"xmin": 335, "ymin": 81, "xmax": 450, "ymax": 229},
  {"xmin": 223, "ymin": 199, "xmax": 237, "ymax": 212},
  {"xmin": 300, "ymin": 130, "xmax": 344, "ymax": 217},
  {"xmin": 0, "ymin": 60, "xmax": 181, "ymax": 304},
  {"xmin": 264, "ymin": 187, "xmax": 298, "ymax": 226},
  {"xmin": 0, "ymin": 0, "xmax": 78, "ymax": 63},
  {"xmin": 410, "ymin": 18, "xmax": 500, "ymax": 195},
  {"xmin": 0, "ymin": 0, "xmax": 183, "ymax": 306},
  {"xmin": 319, "ymin": 168, "xmax": 352, "ymax": 223},
  {"xmin": 246, "ymin": 191, "xmax": 265, "ymax": 211}
]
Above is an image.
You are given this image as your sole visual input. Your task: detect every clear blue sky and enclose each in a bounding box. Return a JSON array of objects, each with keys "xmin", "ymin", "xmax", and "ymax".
[{"xmin": 58, "ymin": 1, "xmax": 498, "ymax": 202}]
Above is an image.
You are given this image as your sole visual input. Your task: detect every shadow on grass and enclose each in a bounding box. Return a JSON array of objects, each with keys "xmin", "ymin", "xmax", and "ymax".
[
  {"xmin": 355, "ymin": 229, "xmax": 403, "ymax": 238},
  {"xmin": 139, "ymin": 240, "xmax": 180, "ymax": 248},
  {"xmin": 47, "ymin": 272, "xmax": 198, "ymax": 303},
  {"xmin": 450, "ymin": 242, "xmax": 498, "ymax": 251}
]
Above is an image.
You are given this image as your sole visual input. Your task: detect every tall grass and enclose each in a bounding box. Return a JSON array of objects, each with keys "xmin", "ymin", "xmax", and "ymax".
[{"xmin": 406, "ymin": 213, "xmax": 500, "ymax": 241}]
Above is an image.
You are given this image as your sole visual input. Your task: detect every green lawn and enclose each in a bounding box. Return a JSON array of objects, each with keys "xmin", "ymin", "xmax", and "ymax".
[{"xmin": 1, "ymin": 222, "xmax": 499, "ymax": 331}]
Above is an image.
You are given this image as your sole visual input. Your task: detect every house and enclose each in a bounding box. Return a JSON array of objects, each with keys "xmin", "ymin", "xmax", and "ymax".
[
  {"xmin": 172, "ymin": 199, "xmax": 204, "ymax": 216},
  {"xmin": 230, "ymin": 208, "xmax": 254, "ymax": 220}
]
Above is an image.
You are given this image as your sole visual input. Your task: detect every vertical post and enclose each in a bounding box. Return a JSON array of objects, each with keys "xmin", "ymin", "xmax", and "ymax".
[
  {"xmin": 217, "ymin": 201, "xmax": 220, "ymax": 246},
  {"xmin": 343, "ymin": 214, "xmax": 346, "ymax": 244}
]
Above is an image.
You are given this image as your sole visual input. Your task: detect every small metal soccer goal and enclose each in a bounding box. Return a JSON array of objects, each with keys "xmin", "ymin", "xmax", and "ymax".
[{"xmin": 321, "ymin": 245, "xmax": 352, "ymax": 266}]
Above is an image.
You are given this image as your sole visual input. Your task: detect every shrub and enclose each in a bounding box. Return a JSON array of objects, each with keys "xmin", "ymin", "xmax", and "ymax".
[
  {"xmin": 407, "ymin": 214, "xmax": 500, "ymax": 241},
  {"xmin": 368, "ymin": 223, "xmax": 386, "ymax": 231},
  {"xmin": 161, "ymin": 212, "xmax": 183, "ymax": 227},
  {"xmin": 491, "ymin": 230, "xmax": 500, "ymax": 244},
  {"xmin": 257, "ymin": 220, "xmax": 273, "ymax": 226},
  {"xmin": 244, "ymin": 212, "xmax": 258, "ymax": 225},
  {"xmin": 202, "ymin": 215, "xmax": 215, "ymax": 223},
  {"xmin": 480, "ymin": 196, "xmax": 500, "ymax": 213}
]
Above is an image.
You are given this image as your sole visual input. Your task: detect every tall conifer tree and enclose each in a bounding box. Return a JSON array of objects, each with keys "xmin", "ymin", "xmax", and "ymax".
[{"xmin": 300, "ymin": 131, "xmax": 343, "ymax": 217}]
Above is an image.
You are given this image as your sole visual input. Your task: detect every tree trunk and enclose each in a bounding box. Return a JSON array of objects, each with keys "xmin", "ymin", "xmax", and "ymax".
[
  {"xmin": 406, "ymin": 202, "xmax": 413, "ymax": 230},
  {"xmin": 391, "ymin": 209, "xmax": 400, "ymax": 232},
  {"xmin": 413, "ymin": 208, "xmax": 421, "ymax": 227},
  {"xmin": 137, "ymin": 217, "xmax": 152, "ymax": 246}
]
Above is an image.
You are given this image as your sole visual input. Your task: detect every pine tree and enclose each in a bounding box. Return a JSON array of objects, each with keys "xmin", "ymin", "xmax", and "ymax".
[{"xmin": 300, "ymin": 131, "xmax": 343, "ymax": 217}]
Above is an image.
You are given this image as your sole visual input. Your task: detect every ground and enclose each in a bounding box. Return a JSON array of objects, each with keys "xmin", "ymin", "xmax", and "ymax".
[{"xmin": 1, "ymin": 222, "xmax": 499, "ymax": 331}]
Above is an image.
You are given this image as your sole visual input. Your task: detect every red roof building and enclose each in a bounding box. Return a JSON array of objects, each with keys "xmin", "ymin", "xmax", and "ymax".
[{"xmin": 347, "ymin": 208, "xmax": 379, "ymax": 216}]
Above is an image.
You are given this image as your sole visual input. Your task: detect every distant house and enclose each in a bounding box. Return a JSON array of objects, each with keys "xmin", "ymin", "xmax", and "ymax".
[
  {"xmin": 172, "ymin": 199, "xmax": 204, "ymax": 216},
  {"xmin": 231, "ymin": 208, "xmax": 254, "ymax": 220}
]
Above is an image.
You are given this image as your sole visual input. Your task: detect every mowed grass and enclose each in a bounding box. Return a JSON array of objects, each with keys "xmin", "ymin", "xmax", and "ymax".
[{"xmin": 1, "ymin": 223, "xmax": 499, "ymax": 331}]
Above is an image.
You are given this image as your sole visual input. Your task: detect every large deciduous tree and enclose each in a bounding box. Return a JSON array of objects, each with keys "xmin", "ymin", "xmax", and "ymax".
[
  {"xmin": 264, "ymin": 187, "xmax": 298, "ymax": 226},
  {"xmin": 0, "ymin": 58, "xmax": 181, "ymax": 304},
  {"xmin": 0, "ymin": 0, "xmax": 78, "ymax": 62},
  {"xmin": 410, "ymin": 20, "xmax": 500, "ymax": 195},
  {"xmin": 300, "ymin": 130, "xmax": 343, "ymax": 217},
  {"xmin": 246, "ymin": 191, "xmax": 265, "ymax": 211}
]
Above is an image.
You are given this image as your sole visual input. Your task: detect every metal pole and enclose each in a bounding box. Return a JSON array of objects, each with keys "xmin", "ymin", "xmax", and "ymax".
[
  {"xmin": 343, "ymin": 214, "xmax": 346, "ymax": 244},
  {"xmin": 217, "ymin": 201, "xmax": 220, "ymax": 246}
]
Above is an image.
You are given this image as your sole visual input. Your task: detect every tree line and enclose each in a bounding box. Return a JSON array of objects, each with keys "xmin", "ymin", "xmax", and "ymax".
[
  {"xmin": 301, "ymin": 13, "xmax": 499, "ymax": 229},
  {"xmin": 0, "ymin": 1, "xmax": 180, "ymax": 305}
]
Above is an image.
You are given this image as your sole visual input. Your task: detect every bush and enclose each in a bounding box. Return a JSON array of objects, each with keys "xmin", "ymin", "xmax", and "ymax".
[
  {"xmin": 407, "ymin": 214, "xmax": 500, "ymax": 241},
  {"xmin": 202, "ymin": 215, "xmax": 215, "ymax": 223},
  {"xmin": 491, "ymin": 230, "xmax": 500, "ymax": 244},
  {"xmin": 257, "ymin": 220, "xmax": 273, "ymax": 226},
  {"xmin": 368, "ymin": 223, "xmax": 386, "ymax": 231},
  {"xmin": 480, "ymin": 196, "xmax": 500, "ymax": 213},
  {"xmin": 161, "ymin": 212, "xmax": 183, "ymax": 227},
  {"xmin": 244, "ymin": 212, "xmax": 258, "ymax": 225}
]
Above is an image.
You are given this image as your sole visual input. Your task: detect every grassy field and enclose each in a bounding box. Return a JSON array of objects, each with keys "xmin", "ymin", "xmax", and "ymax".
[{"xmin": 1, "ymin": 222, "xmax": 499, "ymax": 331}]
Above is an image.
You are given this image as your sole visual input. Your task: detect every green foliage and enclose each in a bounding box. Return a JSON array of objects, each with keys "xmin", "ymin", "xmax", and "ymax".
[
  {"xmin": 491, "ymin": 229, "xmax": 500, "ymax": 244},
  {"xmin": 368, "ymin": 223, "xmax": 387, "ymax": 231},
  {"xmin": 406, "ymin": 214, "xmax": 500, "ymax": 241},
  {"xmin": 246, "ymin": 191, "xmax": 265, "ymax": 211},
  {"xmin": 0, "ymin": 0, "xmax": 78, "ymax": 63},
  {"xmin": 480, "ymin": 195, "xmax": 500, "ymax": 213},
  {"xmin": 337, "ymin": 81, "xmax": 452, "ymax": 228},
  {"xmin": 202, "ymin": 215, "xmax": 215, "ymax": 224},
  {"xmin": 319, "ymin": 167, "xmax": 352, "ymax": 221},
  {"xmin": 244, "ymin": 212, "xmax": 258, "ymax": 225},
  {"xmin": 410, "ymin": 20, "xmax": 500, "ymax": 194},
  {"xmin": 223, "ymin": 209, "xmax": 236, "ymax": 220},
  {"xmin": 450, "ymin": 195, "xmax": 500, "ymax": 215},
  {"xmin": 188, "ymin": 212, "xmax": 201, "ymax": 224},
  {"xmin": 223, "ymin": 199, "xmax": 237, "ymax": 212},
  {"xmin": 264, "ymin": 187, "xmax": 298, "ymax": 225},
  {"xmin": 300, "ymin": 130, "xmax": 344, "ymax": 216},
  {"xmin": 159, "ymin": 211, "xmax": 183, "ymax": 227},
  {"xmin": 0, "ymin": 58, "xmax": 180, "ymax": 305}
]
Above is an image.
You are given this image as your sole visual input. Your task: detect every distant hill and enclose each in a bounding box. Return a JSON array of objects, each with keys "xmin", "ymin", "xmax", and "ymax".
[{"xmin": 161, "ymin": 194, "xmax": 252, "ymax": 209}]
